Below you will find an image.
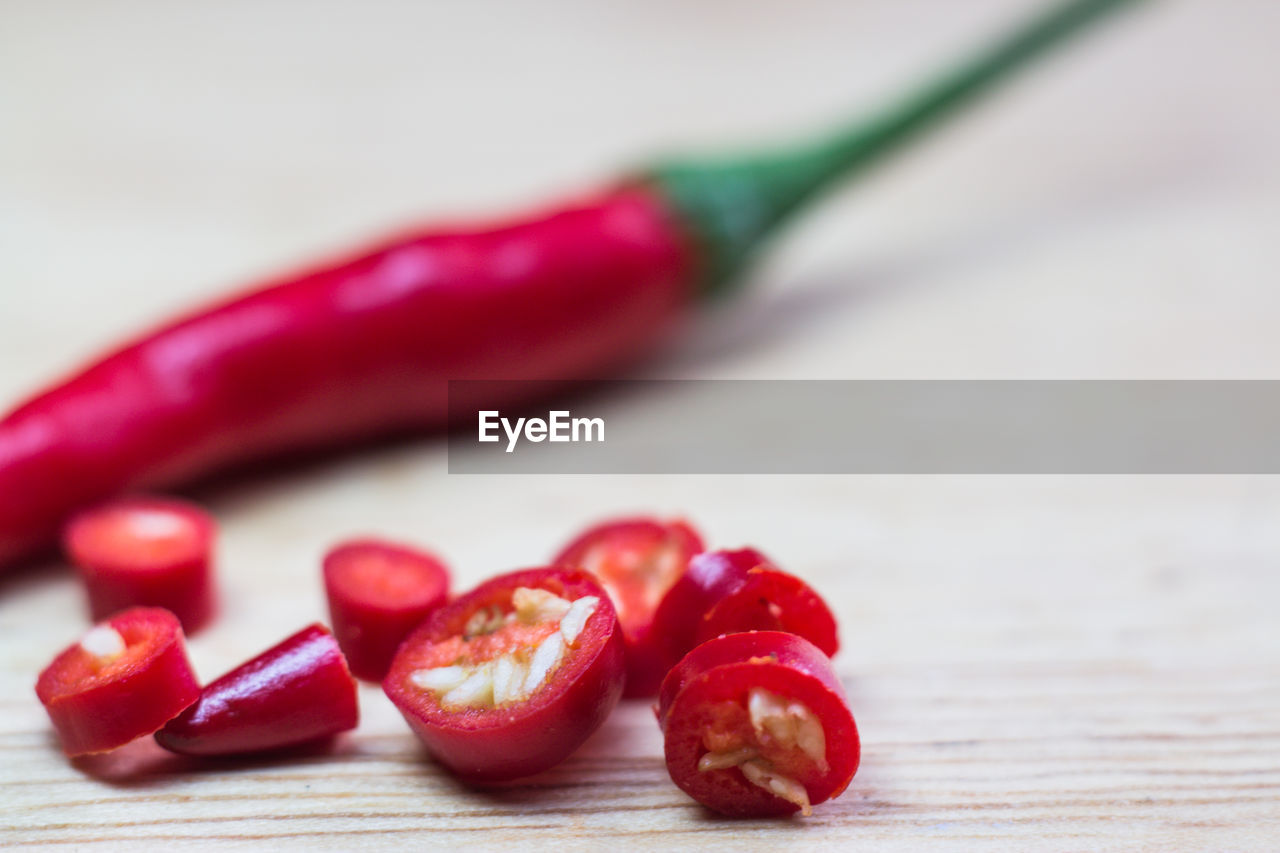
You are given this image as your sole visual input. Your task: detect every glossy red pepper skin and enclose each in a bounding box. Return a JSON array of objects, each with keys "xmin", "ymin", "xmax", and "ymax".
[
  {"xmin": 657, "ymin": 631, "xmax": 860, "ymax": 817},
  {"xmin": 552, "ymin": 516, "xmax": 703, "ymax": 697},
  {"xmin": 155, "ymin": 624, "xmax": 358, "ymax": 756},
  {"xmin": 35, "ymin": 607, "xmax": 201, "ymax": 757},
  {"xmin": 382, "ymin": 567, "xmax": 625, "ymax": 782},
  {"xmin": 63, "ymin": 496, "xmax": 217, "ymax": 633},
  {"xmin": 323, "ymin": 539, "xmax": 451, "ymax": 682},
  {"xmin": 0, "ymin": 186, "xmax": 693, "ymax": 571},
  {"xmin": 652, "ymin": 548, "xmax": 839, "ymax": 675}
]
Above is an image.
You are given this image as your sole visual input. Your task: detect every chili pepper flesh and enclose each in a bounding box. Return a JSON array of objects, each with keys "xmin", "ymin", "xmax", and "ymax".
[
  {"xmin": 35, "ymin": 607, "xmax": 201, "ymax": 757},
  {"xmin": 653, "ymin": 548, "xmax": 839, "ymax": 677},
  {"xmin": 323, "ymin": 539, "xmax": 451, "ymax": 681},
  {"xmin": 155, "ymin": 623, "xmax": 358, "ymax": 757},
  {"xmin": 552, "ymin": 517, "xmax": 703, "ymax": 696},
  {"xmin": 408, "ymin": 586, "xmax": 599, "ymax": 709},
  {"xmin": 63, "ymin": 496, "xmax": 217, "ymax": 633},
  {"xmin": 658, "ymin": 631, "xmax": 859, "ymax": 818},
  {"xmin": 383, "ymin": 567, "xmax": 625, "ymax": 781}
]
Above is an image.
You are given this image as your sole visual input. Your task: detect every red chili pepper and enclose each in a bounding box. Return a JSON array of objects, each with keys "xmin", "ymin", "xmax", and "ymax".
[
  {"xmin": 154, "ymin": 624, "xmax": 358, "ymax": 756},
  {"xmin": 657, "ymin": 631, "xmax": 859, "ymax": 817},
  {"xmin": 35, "ymin": 607, "xmax": 200, "ymax": 757},
  {"xmin": 382, "ymin": 567, "xmax": 624, "ymax": 781},
  {"xmin": 0, "ymin": 187, "xmax": 689, "ymax": 571},
  {"xmin": 652, "ymin": 547, "xmax": 839, "ymax": 676},
  {"xmin": 62, "ymin": 496, "xmax": 217, "ymax": 633},
  {"xmin": 0, "ymin": 0, "xmax": 1138, "ymax": 571},
  {"xmin": 552, "ymin": 516, "xmax": 703, "ymax": 697},
  {"xmin": 323, "ymin": 538, "xmax": 451, "ymax": 682}
]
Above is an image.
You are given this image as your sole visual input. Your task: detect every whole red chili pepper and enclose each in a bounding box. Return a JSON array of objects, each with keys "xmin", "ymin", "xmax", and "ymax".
[
  {"xmin": 0, "ymin": 188, "xmax": 688, "ymax": 571},
  {"xmin": 0, "ymin": 0, "xmax": 1140, "ymax": 570}
]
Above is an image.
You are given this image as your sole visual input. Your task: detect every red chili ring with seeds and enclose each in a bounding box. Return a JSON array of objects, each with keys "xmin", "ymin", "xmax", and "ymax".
[
  {"xmin": 652, "ymin": 548, "xmax": 838, "ymax": 674},
  {"xmin": 155, "ymin": 624, "xmax": 358, "ymax": 756},
  {"xmin": 552, "ymin": 516, "xmax": 702, "ymax": 697},
  {"xmin": 35, "ymin": 607, "xmax": 201, "ymax": 756},
  {"xmin": 63, "ymin": 496, "xmax": 217, "ymax": 634},
  {"xmin": 657, "ymin": 631, "xmax": 859, "ymax": 817},
  {"xmin": 382, "ymin": 567, "xmax": 625, "ymax": 781},
  {"xmin": 323, "ymin": 539, "xmax": 451, "ymax": 682}
]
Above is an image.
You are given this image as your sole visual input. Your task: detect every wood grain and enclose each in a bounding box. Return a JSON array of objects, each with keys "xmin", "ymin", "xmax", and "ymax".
[
  {"xmin": 4, "ymin": 477, "xmax": 1278, "ymax": 850},
  {"xmin": 2, "ymin": 0, "xmax": 1278, "ymax": 849}
]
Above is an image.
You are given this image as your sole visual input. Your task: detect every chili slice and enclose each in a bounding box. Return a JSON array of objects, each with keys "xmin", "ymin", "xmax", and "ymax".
[
  {"xmin": 657, "ymin": 631, "xmax": 859, "ymax": 817},
  {"xmin": 652, "ymin": 547, "xmax": 838, "ymax": 675},
  {"xmin": 155, "ymin": 624, "xmax": 358, "ymax": 756},
  {"xmin": 382, "ymin": 567, "xmax": 625, "ymax": 781},
  {"xmin": 552, "ymin": 516, "xmax": 703, "ymax": 696},
  {"xmin": 35, "ymin": 607, "xmax": 200, "ymax": 757},
  {"xmin": 63, "ymin": 496, "xmax": 217, "ymax": 634},
  {"xmin": 323, "ymin": 539, "xmax": 451, "ymax": 681}
]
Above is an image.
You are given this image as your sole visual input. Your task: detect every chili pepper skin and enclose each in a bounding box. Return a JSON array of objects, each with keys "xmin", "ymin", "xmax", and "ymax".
[
  {"xmin": 35, "ymin": 607, "xmax": 201, "ymax": 757},
  {"xmin": 0, "ymin": 186, "xmax": 692, "ymax": 572},
  {"xmin": 154, "ymin": 624, "xmax": 358, "ymax": 757},
  {"xmin": 323, "ymin": 539, "xmax": 451, "ymax": 682},
  {"xmin": 63, "ymin": 496, "xmax": 217, "ymax": 634},
  {"xmin": 552, "ymin": 517, "xmax": 703, "ymax": 697},
  {"xmin": 657, "ymin": 631, "xmax": 859, "ymax": 818},
  {"xmin": 652, "ymin": 548, "xmax": 839, "ymax": 676},
  {"xmin": 382, "ymin": 567, "xmax": 625, "ymax": 782}
]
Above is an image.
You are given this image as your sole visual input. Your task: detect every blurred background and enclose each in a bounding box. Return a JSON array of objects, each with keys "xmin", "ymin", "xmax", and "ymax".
[
  {"xmin": 4, "ymin": 0, "xmax": 1278, "ymax": 385},
  {"xmin": 3, "ymin": 1, "xmax": 1279, "ymax": 848}
]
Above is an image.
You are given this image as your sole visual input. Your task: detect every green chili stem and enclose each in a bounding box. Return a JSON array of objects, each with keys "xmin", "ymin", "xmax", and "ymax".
[{"xmin": 649, "ymin": 0, "xmax": 1149, "ymax": 293}]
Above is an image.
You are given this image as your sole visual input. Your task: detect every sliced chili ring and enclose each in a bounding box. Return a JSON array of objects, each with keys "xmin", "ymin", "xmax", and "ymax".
[
  {"xmin": 652, "ymin": 547, "xmax": 838, "ymax": 674},
  {"xmin": 552, "ymin": 516, "xmax": 703, "ymax": 696},
  {"xmin": 155, "ymin": 624, "xmax": 359, "ymax": 756},
  {"xmin": 323, "ymin": 539, "xmax": 451, "ymax": 681},
  {"xmin": 63, "ymin": 496, "xmax": 217, "ymax": 634},
  {"xmin": 35, "ymin": 607, "xmax": 201, "ymax": 757},
  {"xmin": 382, "ymin": 567, "xmax": 625, "ymax": 781},
  {"xmin": 657, "ymin": 631, "xmax": 859, "ymax": 817}
]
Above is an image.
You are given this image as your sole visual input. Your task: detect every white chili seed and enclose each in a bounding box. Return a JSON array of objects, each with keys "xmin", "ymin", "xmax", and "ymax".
[
  {"xmin": 513, "ymin": 587, "xmax": 572, "ymax": 624},
  {"xmin": 441, "ymin": 663, "xmax": 495, "ymax": 708},
  {"xmin": 697, "ymin": 746, "xmax": 758, "ymax": 772},
  {"xmin": 80, "ymin": 625, "xmax": 126, "ymax": 660},
  {"xmin": 739, "ymin": 759, "xmax": 813, "ymax": 816},
  {"xmin": 791, "ymin": 702, "xmax": 828, "ymax": 770},
  {"xmin": 558, "ymin": 596, "xmax": 599, "ymax": 645},
  {"xmin": 410, "ymin": 665, "xmax": 470, "ymax": 692},
  {"xmin": 123, "ymin": 509, "xmax": 188, "ymax": 541},
  {"xmin": 523, "ymin": 631, "xmax": 565, "ymax": 694},
  {"xmin": 747, "ymin": 687, "xmax": 827, "ymax": 769},
  {"xmin": 492, "ymin": 654, "xmax": 532, "ymax": 705}
]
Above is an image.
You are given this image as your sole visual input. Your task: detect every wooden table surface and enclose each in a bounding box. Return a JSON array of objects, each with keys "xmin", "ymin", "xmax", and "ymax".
[{"xmin": 3, "ymin": 1, "xmax": 1278, "ymax": 849}]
